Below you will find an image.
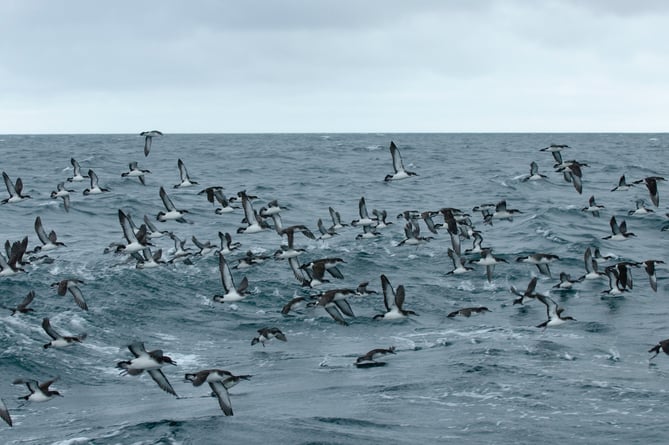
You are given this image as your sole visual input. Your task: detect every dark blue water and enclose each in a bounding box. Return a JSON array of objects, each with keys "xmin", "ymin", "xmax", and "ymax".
[{"xmin": 1, "ymin": 133, "xmax": 668, "ymax": 444}]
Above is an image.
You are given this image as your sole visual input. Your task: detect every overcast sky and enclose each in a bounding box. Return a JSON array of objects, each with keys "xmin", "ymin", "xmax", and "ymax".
[{"xmin": 1, "ymin": 0, "xmax": 667, "ymax": 133}]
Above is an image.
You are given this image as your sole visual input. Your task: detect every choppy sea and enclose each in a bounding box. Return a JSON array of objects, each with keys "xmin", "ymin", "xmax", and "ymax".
[{"xmin": 1, "ymin": 133, "xmax": 669, "ymax": 444}]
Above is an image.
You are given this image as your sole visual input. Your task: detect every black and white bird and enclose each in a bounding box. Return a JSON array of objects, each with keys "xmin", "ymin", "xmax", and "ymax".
[
  {"xmin": 83, "ymin": 169, "xmax": 109, "ymax": 195},
  {"xmin": 41, "ymin": 317, "xmax": 86, "ymax": 349},
  {"xmin": 642, "ymin": 259, "xmax": 664, "ymax": 292},
  {"xmin": 536, "ymin": 295, "xmax": 575, "ymax": 328},
  {"xmin": 510, "ymin": 276, "xmax": 541, "ymax": 305},
  {"xmin": 581, "ymin": 195, "xmax": 604, "ymax": 217},
  {"xmin": 611, "ymin": 174, "xmax": 634, "ymax": 192},
  {"xmin": 121, "ymin": 161, "xmax": 151, "ymax": 185},
  {"xmin": 355, "ymin": 347, "xmax": 396, "ymax": 367},
  {"xmin": 515, "ymin": 253, "xmax": 560, "ymax": 277},
  {"xmin": 13, "ymin": 377, "xmax": 62, "ymax": 402},
  {"xmin": 67, "ymin": 158, "xmax": 89, "ymax": 182},
  {"xmin": 50, "ymin": 182, "xmax": 73, "ymax": 211},
  {"xmin": 140, "ymin": 130, "xmax": 162, "ymax": 157},
  {"xmin": 32, "ymin": 216, "xmax": 65, "ymax": 253},
  {"xmin": 522, "ymin": 161, "xmax": 547, "ymax": 181},
  {"xmin": 469, "ymin": 248, "xmax": 508, "ymax": 283},
  {"xmin": 2, "ymin": 171, "xmax": 31, "ymax": 203},
  {"xmin": 603, "ymin": 216, "xmax": 635, "ymax": 241},
  {"xmin": 328, "ymin": 206, "xmax": 348, "ymax": 230},
  {"xmin": 212, "ymin": 254, "xmax": 249, "ymax": 303},
  {"xmin": 251, "ymin": 327, "xmax": 287, "ymax": 347},
  {"xmin": 184, "ymin": 369, "xmax": 251, "ymax": 416},
  {"xmin": 174, "ymin": 159, "xmax": 198, "ymax": 188},
  {"xmin": 373, "ymin": 274, "xmax": 418, "ymax": 320},
  {"xmin": 157, "ymin": 186, "xmax": 189, "ymax": 223},
  {"xmin": 117, "ymin": 342, "xmax": 178, "ymax": 396},
  {"xmin": 384, "ymin": 141, "xmax": 417, "ymax": 181}
]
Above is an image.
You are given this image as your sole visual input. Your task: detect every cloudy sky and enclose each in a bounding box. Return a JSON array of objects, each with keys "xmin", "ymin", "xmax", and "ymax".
[{"xmin": 1, "ymin": 1, "xmax": 667, "ymax": 133}]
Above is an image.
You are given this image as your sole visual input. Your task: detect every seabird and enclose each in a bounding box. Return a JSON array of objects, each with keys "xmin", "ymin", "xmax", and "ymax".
[
  {"xmin": 212, "ymin": 254, "xmax": 249, "ymax": 303},
  {"xmin": 251, "ymin": 327, "xmax": 287, "ymax": 347},
  {"xmin": 13, "ymin": 377, "xmax": 62, "ymax": 402},
  {"xmin": 515, "ymin": 253, "xmax": 560, "ymax": 277},
  {"xmin": 217, "ymin": 231, "xmax": 241, "ymax": 255},
  {"xmin": 67, "ymin": 158, "xmax": 88, "ymax": 182},
  {"xmin": 553, "ymin": 272, "xmax": 582, "ymax": 291},
  {"xmin": 51, "ymin": 279, "xmax": 88, "ymax": 311},
  {"xmin": 259, "ymin": 199, "xmax": 288, "ymax": 217},
  {"xmin": 447, "ymin": 248, "xmax": 473, "ymax": 275},
  {"xmin": 2, "ymin": 172, "xmax": 31, "ymax": 203},
  {"xmin": 115, "ymin": 209, "xmax": 151, "ymax": 254},
  {"xmin": 355, "ymin": 347, "xmax": 396, "ymax": 367},
  {"xmin": 373, "ymin": 274, "xmax": 418, "ymax": 320},
  {"xmin": 7, "ymin": 290, "xmax": 36, "ymax": 315},
  {"xmin": 603, "ymin": 216, "xmax": 635, "ymax": 241},
  {"xmin": 237, "ymin": 190, "xmax": 270, "ymax": 234},
  {"xmin": 198, "ymin": 187, "xmax": 238, "ymax": 214},
  {"xmin": 397, "ymin": 220, "xmax": 433, "ymax": 246},
  {"xmin": 328, "ymin": 206, "xmax": 348, "ymax": 230},
  {"xmin": 611, "ymin": 174, "xmax": 634, "ymax": 192},
  {"xmin": 143, "ymin": 215, "xmax": 171, "ymax": 239},
  {"xmin": 134, "ymin": 247, "xmax": 166, "ymax": 269},
  {"xmin": 602, "ymin": 265, "xmax": 627, "ymax": 296},
  {"xmin": 157, "ymin": 186, "xmax": 189, "ymax": 223},
  {"xmin": 281, "ymin": 295, "xmax": 311, "ymax": 315},
  {"xmin": 50, "ymin": 182, "xmax": 73, "ymax": 211},
  {"xmin": 469, "ymin": 248, "xmax": 508, "ymax": 283},
  {"xmin": 116, "ymin": 341, "xmax": 177, "ymax": 396},
  {"xmin": 464, "ymin": 231, "xmax": 485, "ymax": 255},
  {"xmin": 309, "ymin": 290, "xmax": 353, "ymax": 325},
  {"xmin": 41, "ymin": 317, "xmax": 86, "ymax": 349},
  {"xmin": 581, "ymin": 195, "xmax": 604, "ymax": 217},
  {"xmin": 121, "ymin": 161, "xmax": 151, "ymax": 185},
  {"xmin": 167, "ymin": 233, "xmax": 193, "ymax": 263},
  {"xmin": 484, "ymin": 200, "xmax": 522, "ymax": 224},
  {"xmin": 536, "ymin": 295, "xmax": 575, "ymax": 328},
  {"xmin": 372, "ymin": 209, "xmax": 393, "ymax": 229},
  {"xmin": 351, "ymin": 197, "xmax": 376, "ymax": 227},
  {"xmin": 82, "ymin": 169, "xmax": 109, "ymax": 195},
  {"xmin": 522, "ymin": 161, "xmax": 547, "ymax": 181},
  {"xmin": 32, "ymin": 216, "xmax": 65, "ymax": 253},
  {"xmin": 174, "ymin": 158, "xmax": 198, "ymax": 188},
  {"xmin": 510, "ymin": 276, "xmax": 541, "ymax": 305},
  {"xmin": 628, "ymin": 199, "xmax": 654, "ymax": 215},
  {"xmin": 447, "ymin": 307, "xmax": 490, "ymax": 318},
  {"xmin": 384, "ymin": 141, "xmax": 417, "ymax": 181},
  {"xmin": 140, "ymin": 130, "xmax": 162, "ymax": 157},
  {"xmin": 579, "ymin": 247, "xmax": 606, "ymax": 281},
  {"xmin": 184, "ymin": 369, "xmax": 251, "ymax": 416},
  {"xmin": 316, "ymin": 218, "xmax": 338, "ymax": 239}
]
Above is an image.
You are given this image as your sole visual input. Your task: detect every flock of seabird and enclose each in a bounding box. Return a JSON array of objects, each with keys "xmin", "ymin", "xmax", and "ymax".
[{"xmin": 1, "ymin": 136, "xmax": 668, "ymax": 430}]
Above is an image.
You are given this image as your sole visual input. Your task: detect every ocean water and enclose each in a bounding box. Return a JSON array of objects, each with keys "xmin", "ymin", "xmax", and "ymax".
[{"xmin": 0, "ymin": 133, "xmax": 668, "ymax": 444}]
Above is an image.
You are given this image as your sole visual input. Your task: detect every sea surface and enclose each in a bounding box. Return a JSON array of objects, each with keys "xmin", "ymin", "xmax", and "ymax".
[{"xmin": 0, "ymin": 133, "xmax": 668, "ymax": 444}]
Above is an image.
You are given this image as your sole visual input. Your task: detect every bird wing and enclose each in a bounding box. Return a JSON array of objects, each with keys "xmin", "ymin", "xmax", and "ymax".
[
  {"xmin": 389, "ymin": 141, "xmax": 404, "ymax": 173},
  {"xmin": 41, "ymin": 318, "xmax": 61, "ymax": 340},
  {"xmin": 69, "ymin": 285, "xmax": 88, "ymax": 310},
  {"xmin": 147, "ymin": 369, "xmax": 177, "ymax": 396},
  {"xmin": 159, "ymin": 187, "xmax": 176, "ymax": 211},
  {"xmin": 218, "ymin": 254, "xmax": 236, "ymax": 293},
  {"xmin": 128, "ymin": 342, "xmax": 147, "ymax": 358},
  {"xmin": 380, "ymin": 274, "xmax": 396, "ymax": 312},
  {"xmin": 34, "ymin": 216, "xmax": 50, "ymax": 245},
  {"xmin": 209, "ymin": 381, "xmax": 233, "ymax": 415}
]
